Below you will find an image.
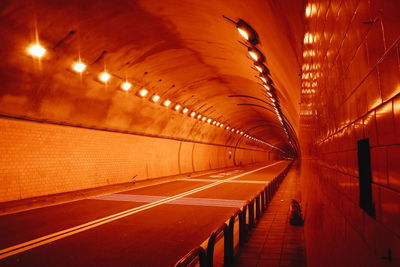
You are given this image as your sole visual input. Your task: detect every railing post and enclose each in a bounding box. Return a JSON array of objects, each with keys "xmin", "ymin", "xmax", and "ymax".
[
  {"xmin": 239, "ymin": 206, "xmax": 247, "ymax": 246},
  {"xmin": 255, "ymin": 195, "xmax": 261, "ymax": 220},
  {"xmin": 224, "ymin": 217, "xmax": 235, "ymax": 266},
  {"xmin": 261, "ymin": 191, "xmax": 265, "ymax": 212},
  {"xmin": 248, "ymin": 200, "xmax": 254, "ymax": 229},
  {"xmin": 206, "ymin": 233, "xmax": 216, "ymax": 267}
]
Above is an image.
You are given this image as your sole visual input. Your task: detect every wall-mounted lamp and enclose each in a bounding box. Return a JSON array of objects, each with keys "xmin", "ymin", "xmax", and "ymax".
[
  {"xmin": 99, "ymin": 71, "xmax": 111, "ymax": 83},
  {"xmin": 174, "ymin": 104, "xmax": 181, "ymax": 111},
  {"xmin": 248, "ymin": 47, "xmax": 265, "ymax": 63},
  {"xmin": 120, "ymin": 81, "xmax": 132, "ymax": 91},
  {"xmin": 254, "ymin": 63, "xmax": 270, "ymax": 75},
  {"xmin": 163, "ymin": 99, "xmax": 171, "ymax": 107},
  {"xmin": 236, "ymin": 19, "xmax": 259, "ymax": 45},
  {"xmin": 151, "ymin": 94, "xmax": 160, "ymax": 103},
  {"xmin": 27, "ymin": 43, "xmax": 46, "ymax": 58},
  {"xmin": 138, "ymin": 88, "xmax": 149, "ymax": 97},
  {"xmin": 72, "ymin": 61, "xmax": 86, "ymax": 73}
]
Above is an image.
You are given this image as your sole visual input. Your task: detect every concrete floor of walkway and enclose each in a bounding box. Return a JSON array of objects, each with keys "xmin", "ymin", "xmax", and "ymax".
[{"xmin": 234, "ymin": 164, "xmax": 306, "ymax": 267}]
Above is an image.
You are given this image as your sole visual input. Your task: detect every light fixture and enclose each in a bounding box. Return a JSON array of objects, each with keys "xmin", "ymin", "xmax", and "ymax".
[
  {"xmin": 216, "ymin": 122, "xmax": 220, "ymax": 126},
  {"xmin": 226, "ymin": 126, "xmax": 230, "ymax": 130},
  {"xmin": 207, "ymin": 118, "xmax": 212, "ymax": 123},
  {"xmin": 231, "ymin": 128, "xmax": 235, "ymax": 132},
  {"xmin": 270, "ymin": 98, "xmax": 276, "ymax": 103},
  {"xmin": 174, "ymin": 104, "xmax": 181, "ymax": 111},
  {"xmin": 263, "ymin": 84, "xmax": 271, "ymax": 91},
  {"xmin": 151, "ymin": 94, "xmax": 160, "ymax": 103},
  {"xmin": 212, "ymin": 121, "xmax": 216, "ymax": 125},
  {"xmin": 240, "ymin": 131, "xmax": 244, "ymax": 135},
  {"xmin": 120, "ymin": 81, "xmax": 132, "ymax": 91},
  {"xmin": 248, "ymin": 47, "xmax": 265, "ymax": 63},
  {"xmin": 202, "ymin": 117, "xmax": 207, "ymax": 121},
  {"xmin": 138, "ymin": 88, "xmax": 149, "ymax": 97},
  {"xmin": 99, "ymin": 71, "xmax": 111, "ymax": 83},
  {"xmin": 27, "ymin": 43, "xmax": 46, "ymax": 58},
  {"xmin": 236, "ymin": 19, "xmax": 259, "ymax": 45},
  {"xmin": 220, "ymin": 124, "xmax": 224, "ymax": 128},
  {"xmin": 163, "ymin": 99, "xmax": 172, "ymax": 107},
  {"xmin": 197, "ymin": 114, "xmax": 202, "ymax": 119},
  {"xmin": 182, "ymin": 108, "xmax": 189, "ymax": 114},
  {"xmin": 236, "ymin": 130, "xmax": 240, "ymax": 133},
  {"xmin": 254, "ymin": 63, "xmax": 270, "ymax": 75},
  {"xmin": 72, "ymin": 61, "xmax": 87, "ymax": 73},
  {"xmin": 267, "ymin": 91, "xmax": 273, "ymax": 97},
  {"xmin": 190, "ymin": 111, "xmax": 196, "ymax": 117}
]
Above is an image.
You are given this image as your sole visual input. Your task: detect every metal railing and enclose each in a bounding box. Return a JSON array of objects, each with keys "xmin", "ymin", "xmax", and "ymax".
[{"xmin": 174, "ymin": 161, "xmax": 293, "ymax": 267}]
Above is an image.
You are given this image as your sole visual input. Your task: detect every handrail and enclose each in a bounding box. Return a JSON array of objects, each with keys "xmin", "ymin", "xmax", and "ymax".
[
  {"xmin": 174, "ymin": 161, "xmax": 294, "ymax": 267},
  {"xmin": 174, "ymin": 247, "xmax": 207, "ymax": 267}
]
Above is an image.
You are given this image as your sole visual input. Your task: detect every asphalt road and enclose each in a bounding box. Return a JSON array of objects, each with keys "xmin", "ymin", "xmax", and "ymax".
[{"xmin": 0, "ymin": 160, "xmax": 290, "ymax": 266}]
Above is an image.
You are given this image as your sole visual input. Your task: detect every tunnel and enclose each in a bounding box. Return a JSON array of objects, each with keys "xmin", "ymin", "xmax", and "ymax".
[{"xmin": 0, "ymin": 0, "xmax": 399, "ymax": 266}]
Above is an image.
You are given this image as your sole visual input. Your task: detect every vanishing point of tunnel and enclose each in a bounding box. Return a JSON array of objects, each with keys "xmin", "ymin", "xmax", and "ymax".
[{"xmin": 0, "ymin": 0, "xmax": 399, "ymax": 266}]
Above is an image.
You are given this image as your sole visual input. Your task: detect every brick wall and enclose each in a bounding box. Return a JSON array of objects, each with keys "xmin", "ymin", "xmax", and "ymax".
[
  {"xmin": 300, "ymin": 0, "xmax": 399, "ymax": 266},
  {"xmin": 0, "ymin": 117, "xmax": 273, "ymax": 202}
]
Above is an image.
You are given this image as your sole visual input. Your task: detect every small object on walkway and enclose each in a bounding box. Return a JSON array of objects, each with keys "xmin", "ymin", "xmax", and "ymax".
[{"xmin": 289, "ymin": 199, "xmax": 304, "ymax": 226}]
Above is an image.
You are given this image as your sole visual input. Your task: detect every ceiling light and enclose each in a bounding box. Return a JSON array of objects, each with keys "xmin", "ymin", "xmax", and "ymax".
[
  {"xmin": 197, "ymin": 114, "xmax": 202, "ymax": 119},
  {"xmin": 190, "ymin": 111, "xmax": 196, "ymax": 117},
  {"xmin": 202, "ymin": 117, "xmax": 207, "ymax": 121},
  {"xmin": 27, "ymin": 43, "xmax": 46, "ymax": 58},
  {"xmin": 216, "ymin": 122, "xmax": 220, "ymax": 126},
  {"xmin": 263, "ymin": 84, "xmax": 271, "ymax": 91},
  {"xmin": 212, "ymin": 121, "xmax": 217, "ymax": 125},
  {"xmin": 207, "ymin": 118, "xmax": 212, "ymax": 123},
  {"xmin": 174, "ymin": 104, "xmax": 181, "ymax": 111},
  {"xmin": 182, "ymin": 108, "xmax": 189, "ymax": 114},
  {"xmin": 226, "ymin": 126, "xmax": 230, "ymax": 130},
  {"xmin": 138, "ymin": 88, "xmax": 149, "ymax": 97},
  {"xmin": 236, "ymin": 130, "xmax": 240, "ymax": 133},
  {"xmin": 99, "ymin": 72, "xmax": 111, "ymax": 83},
  {"xmin": 254, "ymin": 63, "xmax": 270, "ymax": 75},
  {"xmin": 231, "ymin": 128, "xmax": 235, "ymax": 132},
  {"xmin": 270, "ymin": 98, "xmax": 276, "ymax": 103},
  {"xmin": 236, "ymin": 19, "xmax": 259, "ymax": 45},
  {"xmin": 72, "ymin": 61, "xmax": 86, "ymax": 73},
  {"xmin": 151, "ymin": 94, "xmax": 160, "ymax": 103},
  {"xmin": 240, "ymin": 131, "xmax": 244, "ymax": 135},
  {"xmin": 120, "ymin": 81, "xmax": 132, "ymax": 91},
  {"xmin": 220, "ymin": 124, "xmax": 224, "ymax": 128},
  {"xmin": 248, "ymin": 47, "xmax": 265, "ymax": 63},
  {"xmin": 163, "ymin": 99, "xmax": 171, "ymax": 107},
  {"xmin": 267, "ymin": 91, "xmax": 273, "ymax": 97}
]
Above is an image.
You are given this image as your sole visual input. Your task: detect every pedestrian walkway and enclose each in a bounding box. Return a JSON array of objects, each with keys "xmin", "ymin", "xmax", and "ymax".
[{"xmin": 234, "ymin": 165, "xmax": 306, "ymax": 267}]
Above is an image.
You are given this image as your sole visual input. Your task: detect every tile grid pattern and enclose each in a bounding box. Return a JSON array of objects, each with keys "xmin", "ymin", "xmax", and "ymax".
[
  {"xmin": 234, "ymin": 168, "xmax": 306, "ymax": 267},
  {"xmin": 300, "ymin": 0, "xmax": 400, "ymax": 265}
]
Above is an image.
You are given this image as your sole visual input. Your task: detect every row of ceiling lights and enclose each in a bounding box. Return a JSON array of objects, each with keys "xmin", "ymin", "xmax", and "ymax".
[
  {"xmin": 26, "ymin": 41, "xmax": 269, "ymax": 144},
  {"xmin": 235, "ymin": 19, "xmax": 291, "ymax": 142}
]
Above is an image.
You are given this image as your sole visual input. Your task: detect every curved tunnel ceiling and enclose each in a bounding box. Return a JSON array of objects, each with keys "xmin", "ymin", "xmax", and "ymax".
[{"xmin": 0, "ymin": 0, "xmax": 305, "ymax": 156}]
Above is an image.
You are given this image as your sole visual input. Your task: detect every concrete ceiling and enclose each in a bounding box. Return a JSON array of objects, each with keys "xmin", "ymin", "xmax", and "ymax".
[{"xmin": 0, "ymin": 0, "xmax": 305, "ymax": 156}]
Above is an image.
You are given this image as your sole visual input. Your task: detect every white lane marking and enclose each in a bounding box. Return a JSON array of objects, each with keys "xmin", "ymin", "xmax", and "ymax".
[
  {"xmin": 90, "ymin": 194, "xmax": 246, "ymax": 208},
  {"xmin": 209, "ymin": 169, "xmax": 244, "ymax": 178},
  {"xmin": 0, "ymin": 161, "xmax": 284, "ymax": 259},
  {"xmin": 178, "ymin": 178, "xmax": 269, "ymax": 184}
]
